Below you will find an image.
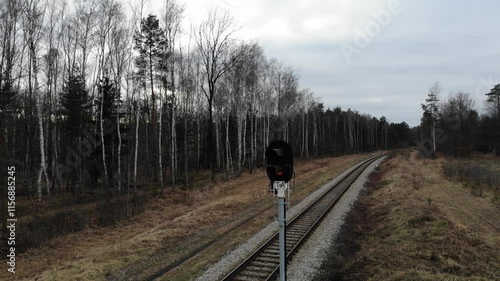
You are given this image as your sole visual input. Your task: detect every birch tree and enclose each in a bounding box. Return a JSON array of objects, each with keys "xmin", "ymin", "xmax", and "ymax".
[
  {"xmin": 161, "ymin": 0, "xmax": 184, "ymax": 188},
  {"xmin": 24, "ymin": 0, "xmax": 49, "ymax": 200}
]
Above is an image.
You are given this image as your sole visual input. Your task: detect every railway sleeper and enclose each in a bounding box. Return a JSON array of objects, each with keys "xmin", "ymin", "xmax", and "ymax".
[
  {"xmin": 255, "ymin": 256, "xmax": 279, "ymax": 263},
  {"xmin": 250, "ymin": 260, "xmax": 279, "ymax": 269},
  {"xmin": 261, "ymin": 250, "xmax": 279, "ymax": 257},
  {"xmin": 286, "ymin": 238, "xmax": 301, "ymax": 244},
  {"xmin": 287, "ymin": 226, "xmax": 310, "ymax": 232},
  {"xmin": 239, "ymin": 269, "xmax": 272, "ymax": 279},
  {"xmin": 233, "ymin": 276, "xmax": 260, "ymax": 281},
  {"xmin": 245, "ymin": 265, "xmax": 274, "ymax": 273},
  {"xmin": 267, "ymin": 245, "xmax": 280, "ymax": 251},
  {"xmin": 286, "ymin": 232, "xmax": 304, "ymax": 238}
]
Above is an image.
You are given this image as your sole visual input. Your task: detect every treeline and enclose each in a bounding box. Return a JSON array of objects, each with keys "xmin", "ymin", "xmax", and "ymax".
[
  {"xmin": 417, "ymin": 81, "xmax": 500, "ymax": 157},
  {"xmin": 0, "ymin": 0, "xmax": 409, "ymax": 202}
]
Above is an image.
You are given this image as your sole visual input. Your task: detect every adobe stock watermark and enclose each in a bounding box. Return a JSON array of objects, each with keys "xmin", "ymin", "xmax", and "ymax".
[
  {"xmin": 341, "ymin": 0, "xmax": 408, "ymax": 63},
  {"xmin": 473, "ymin": 74, "xmax": 496, "ymax": 97}
]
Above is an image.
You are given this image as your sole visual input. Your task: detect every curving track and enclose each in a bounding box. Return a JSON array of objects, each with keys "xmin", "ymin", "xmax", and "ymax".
[{"xmin": 221, "ymin": 154, "xmax": 386, "ymax": 281}]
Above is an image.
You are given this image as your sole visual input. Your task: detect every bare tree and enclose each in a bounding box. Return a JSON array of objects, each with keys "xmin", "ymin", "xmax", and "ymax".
[
  {"xmin": 74, "ymin": 0, "xmax": 98, "ymax": 81},
  {"xmin": 195, "ymin": 9, "xmax": 245, "ymax": 177},
  {"xmin": 109, "ymin": 15, "xmax": 130, "ymax": 192},
  {"xmin": 441, "ymin": 91, "xmax": 478, "ymax": 156},
  {"xmin": 162, "ymin": 0, "xmax": 184, "ymax": 189}
]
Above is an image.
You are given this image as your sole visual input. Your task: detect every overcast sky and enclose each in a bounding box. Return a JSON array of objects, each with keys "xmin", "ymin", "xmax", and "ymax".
[{"xmin": 146, "ymin": 0, "xmax": 500, "ymax": 126}]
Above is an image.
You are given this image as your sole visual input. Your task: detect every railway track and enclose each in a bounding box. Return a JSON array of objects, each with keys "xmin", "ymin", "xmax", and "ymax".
[{"xmin": 221, "ymin": 154, "xmax": 386, "ymax": 281}]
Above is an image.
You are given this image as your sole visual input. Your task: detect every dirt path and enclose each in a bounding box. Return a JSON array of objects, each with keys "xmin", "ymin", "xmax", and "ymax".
[{"xmin": 0, "ymin": 153, "xmax": 376, "ymax": 281}]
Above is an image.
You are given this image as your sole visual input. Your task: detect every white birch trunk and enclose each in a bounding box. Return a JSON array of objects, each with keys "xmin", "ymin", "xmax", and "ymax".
[
  {"xmin": 100, "ymin": 92, "xmax": 109, "ymax": 187},
  {"xmin": 35, "ymin": 78, "xmax": 49, "ymax": 199},
  {"xmin": 253, "ymin": 114, "xmax": 257, "ymax": 169},
  {"xmin": 171, "ymin": 104, "xmax": 176, "ymax": 189},
  {"xmin": 305, "ymin": 113, "xmax": 309, "ymax": 158},
  {"xmin": 215, "ymin": 120, "xmax": 220, "ymax": 169},
  {"xmin": 134, "ymin": 103, "xmax": 140, "ymax": 192},
  {"xmin": 197, "ymin": 116, "xmax": 200, "ymax": 171},
  {"xmin": 228, "ymin": 114, "xmax": 233, "ymax": 171},
  {"xmin": 184, "ymin": 112, "xmax": 188, "ymax": 187},
  {"xmin": 265, "ymin": 113, "xmax": 269, "ymax": 161},
  {"xmin": 159, "ymin": 100, "xmax": 164, "ymax": 193},
  {"xmin": 30, "ymin": 40, "xmax": 50, "ymax": 200},
  {"xmin": 117, "ymin": 111, "xmax": 122, "ymax": 192},
  {"xmin": 250, "ymin": 112, "xmax": 254, "ymax": 172},
  {"xmin": 242, "ymin": 114, "xmax": 247, "ymax": 169},
  {"xmin": 237, "ymin": 114, "xmax": 242, "ymax": 171}
]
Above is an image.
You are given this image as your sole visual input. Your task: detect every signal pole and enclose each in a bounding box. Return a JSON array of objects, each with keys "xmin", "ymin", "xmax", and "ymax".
[
  {"xmin": 274, "ymin": 181, "xmax": 288, "ymax": 281},
  {"xmin": 266, "ymin": 140, "xmax": 293, "ymax": 281}
]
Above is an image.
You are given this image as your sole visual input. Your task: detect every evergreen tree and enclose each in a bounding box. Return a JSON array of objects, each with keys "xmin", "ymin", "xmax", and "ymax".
[
  {"xmin": 96, "ymin": 76, "xmax": 119, "ymax": 122},
  {"xmin": 485, "ymin": 84, "xmax": 500, "ymax": 118},
  {"xmin": 133, "ymin": 14, "xmax": 167, "ymax": 122},
  {"xmin": 0, "ymin": 79, "xmax": 15, "ymax": 114},
  {"xmin": 60, "ymin": 70, "xmax": 91, "ymax": 143},
  {"xmin": 421, "ymin": 82, "xmax": 440, "ymax": 157}
]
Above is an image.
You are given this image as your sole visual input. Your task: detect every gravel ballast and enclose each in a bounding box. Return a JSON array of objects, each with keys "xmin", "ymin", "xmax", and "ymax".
[{"xmin": 195, "ymin": 155, "xmax": 387, "ymax": 281}]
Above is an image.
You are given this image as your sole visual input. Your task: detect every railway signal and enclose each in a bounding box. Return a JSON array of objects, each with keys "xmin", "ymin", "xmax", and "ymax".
[
  {"xmin": 266, "ymin": 140, "xmax": 293, "ymax": 183},
  {"xmin": 266, "ymin": 140, "xmax": 293, "ymax": 281}
]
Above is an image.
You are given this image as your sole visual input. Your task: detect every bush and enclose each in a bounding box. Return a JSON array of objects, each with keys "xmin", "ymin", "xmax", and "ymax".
[{"xmin": 443, "ymin": 162, "xmax": 500, "ymax": 192}]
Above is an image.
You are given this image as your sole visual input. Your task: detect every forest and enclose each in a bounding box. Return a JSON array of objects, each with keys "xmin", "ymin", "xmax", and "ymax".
[
  {"xmin": 418, "ymin": 81, "xmax": 500, "ymax": 158},
  {"xmin": 0, "ymin": 0, "xmax": 409, "ymax": 205}
]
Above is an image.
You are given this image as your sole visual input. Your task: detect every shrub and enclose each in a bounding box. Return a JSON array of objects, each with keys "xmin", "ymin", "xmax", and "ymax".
[{"xmin": 443, "ymin": 162, "xmax": 500, "ymax": 193}]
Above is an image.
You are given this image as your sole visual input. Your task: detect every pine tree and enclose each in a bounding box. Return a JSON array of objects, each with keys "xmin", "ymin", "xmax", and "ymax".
[
  {"xmin": 0, "ymin": 80, "xmax": 15, "ymax": 114},
  {"xmin": 134, "ymin": 14, "xmax": 167, "ymax": 124},
  {"xmin": 486, "ymin": 84, "xmax": 500, "ymax": 118},
  {"xmin": 60, "ymin": 70, "xmax": 91, "ymax": 143},
  {"xmin": 421, "ymin": 82, "xmax": 440, "ymax": 157}
]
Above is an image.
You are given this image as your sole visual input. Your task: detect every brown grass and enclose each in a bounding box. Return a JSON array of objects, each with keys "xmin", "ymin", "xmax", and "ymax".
[
  {"xmin": 0, "ymin": 152, "xmax": 378, "ymax": 281},
  {"xmin": 323, "ymin": 150, "xmax": 500, "ymax": 281}
]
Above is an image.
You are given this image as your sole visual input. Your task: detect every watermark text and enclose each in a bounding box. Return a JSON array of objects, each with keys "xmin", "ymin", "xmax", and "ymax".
[{"xmin": 6, "ymin": 166, "xmax": 16, "ymax": 274}]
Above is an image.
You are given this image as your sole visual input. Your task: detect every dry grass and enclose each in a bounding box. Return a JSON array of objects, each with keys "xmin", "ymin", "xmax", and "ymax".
[
  {"xmin": 334, "ymin": 150, "xmax": 500, "ymax": 281},
  {"xmin": 0, "ymin": 152, "xmax": 378, "ymax": 281}
]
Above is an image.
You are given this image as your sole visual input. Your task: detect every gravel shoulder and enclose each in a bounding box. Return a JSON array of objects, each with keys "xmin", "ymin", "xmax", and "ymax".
[{"xmin": 286, "ymin": 156, "xmax": 387, "ymax": 281}]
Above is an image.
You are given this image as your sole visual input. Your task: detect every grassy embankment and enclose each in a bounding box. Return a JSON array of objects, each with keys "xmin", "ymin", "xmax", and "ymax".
[{"xmin": 317, "ymin": 151, "xmax": 500, "ymax": 281}]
